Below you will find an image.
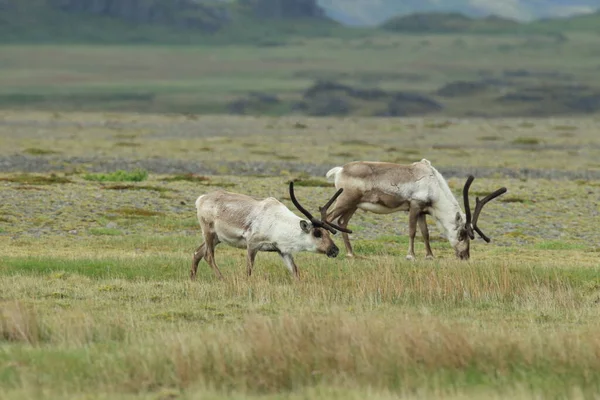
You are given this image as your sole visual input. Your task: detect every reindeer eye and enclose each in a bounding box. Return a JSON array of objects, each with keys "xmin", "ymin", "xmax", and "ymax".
[{"xmin": 313, "ymin": 229, "xmax": 322, "ymax": 238}]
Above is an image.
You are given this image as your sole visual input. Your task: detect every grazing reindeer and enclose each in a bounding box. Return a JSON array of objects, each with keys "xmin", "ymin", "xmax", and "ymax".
[
  {"xmin": 324, "ymin": 159, "xmax": 507, "ymax": 260},
  {"xmin": 191, "ymin": 182, "xmax": 352, "ymax": 280}
]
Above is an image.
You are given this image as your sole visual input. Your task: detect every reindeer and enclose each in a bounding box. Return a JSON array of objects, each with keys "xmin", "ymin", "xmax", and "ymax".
[
  {"xmin": 324, "ymin": 159, "xmax": 507, "ymax": 260},
  {"xmin": 191, "ymin": 182, "xmax": 352, "ymax": 280}
]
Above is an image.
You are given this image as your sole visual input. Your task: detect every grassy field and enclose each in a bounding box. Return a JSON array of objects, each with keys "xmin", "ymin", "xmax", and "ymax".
[
  {"xmin": 1, "ymin": 110, "xmax": 599, "ymax": 399},
  {"xmin": 1, "ymin": 30, "xmax": 600, "ymax": 116}
]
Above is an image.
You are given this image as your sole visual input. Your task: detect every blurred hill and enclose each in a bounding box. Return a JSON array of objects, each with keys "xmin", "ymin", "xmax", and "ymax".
[
  {"xmin": 318, "ymin": 0, "xmax": 598, "ymax": 26},
  {"xmin": 0, "ymin": 0, "xmax": 346, "ymax": 44},
  {"xmin": 1, "ymin": 0, "xmax": 599, "ymax": 45},
  {"xmin": 380, "ymin": 10, "xmax": 600, "ymax": 34}
]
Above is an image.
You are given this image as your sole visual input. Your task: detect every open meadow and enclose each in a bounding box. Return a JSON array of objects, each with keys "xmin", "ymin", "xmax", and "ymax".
[{"xmin": 0, "ymin": 109, "xmax": 599, "ymax": 399}]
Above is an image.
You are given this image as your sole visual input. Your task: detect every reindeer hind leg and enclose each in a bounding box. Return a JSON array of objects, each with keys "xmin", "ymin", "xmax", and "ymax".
[
  {"xmin": 418, "ymin": 213, "xmax": 434, "ymax": 260},
  {"xmin": 191, "ymin": 243, "xmax": 206, "ymax": 281},
  {"xmin": 406, "ymin": 205, "xmax": 420, "ymax": 261},
  {"xmin": 202, "ymin": 229, "xmax": 224, "ymax": 281}
]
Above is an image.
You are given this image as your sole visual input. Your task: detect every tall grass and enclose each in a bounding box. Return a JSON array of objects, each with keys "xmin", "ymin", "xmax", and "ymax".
[{"xmin": 1, "ymin": 250, "xmax": 599, "ymax": 398}]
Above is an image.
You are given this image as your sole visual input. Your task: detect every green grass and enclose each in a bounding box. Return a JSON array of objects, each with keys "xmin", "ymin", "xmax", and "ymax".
[{"xmin": 83, "ymin": 169, "xmax": 149, "ymax": 182}]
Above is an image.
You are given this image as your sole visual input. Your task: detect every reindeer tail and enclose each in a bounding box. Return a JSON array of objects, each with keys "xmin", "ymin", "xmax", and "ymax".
[{"xmin": 325, "ymin": 166, "xmax": 343, "ymax": 182}]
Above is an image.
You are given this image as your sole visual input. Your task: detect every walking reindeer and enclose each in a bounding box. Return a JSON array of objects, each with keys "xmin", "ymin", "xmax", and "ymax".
[
  {"xmin": 324, "ymin": 159, "xmax": 507, "ymax": 260},
  {"xmin": 191, "ymin": 182, "xmax": 352, "ymax": 280}
]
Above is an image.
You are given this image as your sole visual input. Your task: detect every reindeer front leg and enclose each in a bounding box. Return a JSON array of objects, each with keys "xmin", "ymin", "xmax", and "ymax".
[
  {"xmin": 246, "ymin": 246, "xmax": 259, "ymax": 277},
  {"xmin": 327, "ymin": 207, "xmax": 357, "ymax": 257},
  {"xmin": 406, "ymin": 204, "xmax": 420, "ymax": 261},
  {"xmin": 418, "ymin": 213, "xmax": 434, "ymax": 260},
  {"xmin": 279, "ymin": 252, "xmax": 300, "ymax": 280}
]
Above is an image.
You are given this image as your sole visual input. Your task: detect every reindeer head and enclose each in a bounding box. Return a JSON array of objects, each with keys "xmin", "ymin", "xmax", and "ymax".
[
  {"xmin": 289, "ymin": 182, "xmax": 353, "ymax": 258},
  {"xmin": 454, "ymin": 176, "xmax": 507, "ymax": 260}
]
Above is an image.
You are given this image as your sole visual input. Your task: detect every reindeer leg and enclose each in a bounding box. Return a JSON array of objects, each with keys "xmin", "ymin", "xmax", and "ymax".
[
  {"xmin": 203, "ymin": 231, "xmax": 224, "ymax": 280},
  {"xmin": 327, "ymin": 207, "xmax": 357, "ymax": 257},
  {"xmin": 339, "ymin": 208, "xmax": 357, "ymax": 258},
  {"xmin": 279, "ymin": 252, "xmax": 300, "ymax": 280},
  {"xmin": 418, "ymin": 213, "xmax": 434, "ymax": 260},
  {"xmin": 246, "ymin": 246, "xmax": 259, "ymax": 277},
  {"xmin": 406, "ymin": 205, "xmax": 420, "ymax": 261},
  {"xmin": 190, "ymin": 243, "xmax": 206, "ymax": 281}
]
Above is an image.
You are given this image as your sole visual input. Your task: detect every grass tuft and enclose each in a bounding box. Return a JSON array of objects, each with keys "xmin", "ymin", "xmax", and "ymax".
[{"xmin": 83, "ymin": 169, "xmax": 148, "ymax": 182}]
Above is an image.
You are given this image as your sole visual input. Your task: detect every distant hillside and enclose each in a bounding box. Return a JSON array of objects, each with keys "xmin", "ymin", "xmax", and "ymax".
[
  {"xmin": 381, "ymin": 12, "xmax": 520, "ymax": 34},
  {"xmin": 0, "ymin": 0, "xmax": 344, "ymax": 44},
  {"xmin": 525, "ymin": 10, "xmax": 600, "ymax": 32},
  {"xmin": 380, "ymin": 10, "xmax": 600, "ymax": 34}
]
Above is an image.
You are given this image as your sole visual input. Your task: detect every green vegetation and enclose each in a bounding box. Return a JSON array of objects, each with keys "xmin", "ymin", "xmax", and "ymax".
[{"xmin": 83, "ymin": 169, "xmax": 149, "ymax": 182}]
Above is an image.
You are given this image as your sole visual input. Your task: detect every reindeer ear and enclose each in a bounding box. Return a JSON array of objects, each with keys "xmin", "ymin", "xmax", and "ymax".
[{"xmin": 299, "ymin": 220, "xmax": 311, "ymax": 233}]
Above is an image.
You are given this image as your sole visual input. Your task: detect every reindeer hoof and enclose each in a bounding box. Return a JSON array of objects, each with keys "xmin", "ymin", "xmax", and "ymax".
[
  {"xmin": 406, "ymin": 255, "xmax": 415, "ymax": 261},
  {"xmin": 425, "ymin": 255, "xmax": 435, "ymax": 260}
]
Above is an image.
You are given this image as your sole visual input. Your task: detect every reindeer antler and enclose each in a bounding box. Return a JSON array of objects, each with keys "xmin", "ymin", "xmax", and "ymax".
[
  {"xmin": 288, "ymin": 182, "xmax": 352, "ymax": 234},
  {"xmin": 462, "ymin": 175, "xmax": 507, "ymax": 242},
  {"xmin": 462, "ymin": 175, "xmax": 476, "ymax": 240}
]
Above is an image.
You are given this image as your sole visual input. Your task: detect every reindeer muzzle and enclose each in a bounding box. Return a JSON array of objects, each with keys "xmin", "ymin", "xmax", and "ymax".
[{"xmin": 327, "ymin": 245, "xmax": 339, "ymax": 258}]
